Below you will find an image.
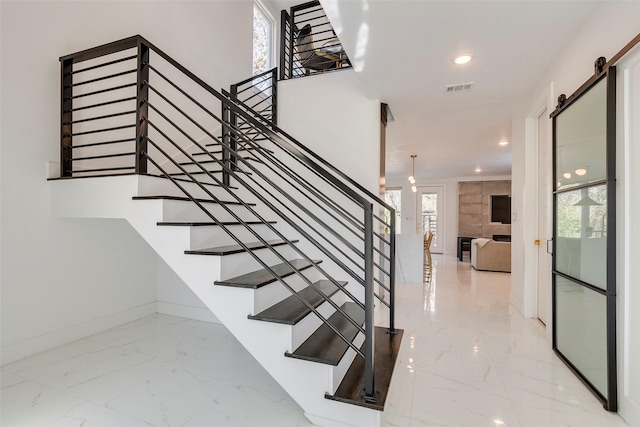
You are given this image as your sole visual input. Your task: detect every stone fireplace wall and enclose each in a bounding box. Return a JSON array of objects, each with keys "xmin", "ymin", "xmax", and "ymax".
[{"xmin": 458, "ymin": 180, "xmax": 511, "ymax": 238}]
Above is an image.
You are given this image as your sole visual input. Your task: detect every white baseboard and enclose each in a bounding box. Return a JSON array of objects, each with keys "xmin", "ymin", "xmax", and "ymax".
[
  {"xmin": 157, "ymin": 301, "xmax": 220, "ymax": 324},
  {"xmin": 1, "ymin": 302, "xmax": 157, "ymax": 366}
]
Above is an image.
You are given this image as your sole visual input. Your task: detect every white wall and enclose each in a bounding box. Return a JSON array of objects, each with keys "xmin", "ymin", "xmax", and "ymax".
[
  {"xmin": 156, "ymin": 259, "xmax": 219, "ymax": 324},
  {"xmin": 278, "ymin": 71, "xmax": 380, "ymax": 196},
  {"xmin": 276, "ymin": 70, "xmax": 379, "ymax": 301},
  {"xmin": 1, "ymin": 1, "xmax": 253, "ymax": 364},
  {"xmin": 618, "ymin": 42, "xmax": 640, "ymax": 427},
  {"xmin": 510, "ymin": 2, "xmax": 640, "ymax": 424}
]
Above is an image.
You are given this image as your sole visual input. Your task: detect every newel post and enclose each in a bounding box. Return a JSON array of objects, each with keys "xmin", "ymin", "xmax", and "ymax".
[
  {"xmin": 388, "ymin": 210, "xmax": 397, "ymax": 334},
  {"xmin": 363, "ymin": 202, "xmax": 376, "ymax": 401},
  {"xmin": 60, "ymin": 58, "xmax": 73, "ymax": 177},
  {"xmin": 135, "ymin": 39, "xmax": 149, "ymax": 174}
]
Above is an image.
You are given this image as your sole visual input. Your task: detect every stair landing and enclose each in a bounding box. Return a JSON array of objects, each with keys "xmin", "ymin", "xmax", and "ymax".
[{"xmin": 326, "ymin": 326, "xmax": 404, "ymax": 411}]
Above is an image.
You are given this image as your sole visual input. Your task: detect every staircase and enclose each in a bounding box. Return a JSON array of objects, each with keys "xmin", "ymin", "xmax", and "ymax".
[{"xmin": 52, "ymin": 35, "xmax": 401, "ymax": 427}]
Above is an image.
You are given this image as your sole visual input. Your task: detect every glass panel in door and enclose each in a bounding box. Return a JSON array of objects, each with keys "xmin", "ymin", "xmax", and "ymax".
[{"xmin": 551, "ymin": 70, "xmax": 616, "ymax": 410}]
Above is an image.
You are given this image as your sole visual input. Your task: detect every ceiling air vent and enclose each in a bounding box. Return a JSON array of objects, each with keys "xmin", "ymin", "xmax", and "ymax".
[{"xmin": 445, "ymin": 82, "xmax": 474, "ymax": 93}]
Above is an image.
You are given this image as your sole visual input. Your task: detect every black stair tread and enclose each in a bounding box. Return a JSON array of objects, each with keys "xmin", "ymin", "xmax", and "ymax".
[
  {"xmin": 185, "ymin": 239, "xmax": 298, "ymax": 256},
  {"xmin": 132, "ymin": 195, "xmax": 254, "ymax": 206},
  {"xmin": 285, "ymin": 302, "xmax": 364, "ymax": 366},
  {"xmin": 248, "ymin": 280, "xmax": 345, "ymax": 325},
  {"xmin": 215, "ymin": 258, "xmax": 321, "ymax": 289},
  {"xmin": 157, "ymin": 220, "xmax": 276, "ymax": 227},
  {"xmin": 325, "ymin": 327, "xmax": 404, "ymax": 411}
]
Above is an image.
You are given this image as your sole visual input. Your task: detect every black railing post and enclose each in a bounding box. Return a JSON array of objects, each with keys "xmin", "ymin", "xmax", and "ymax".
[
  {"xmin": 60, "ymin": 58, "xmax": 74, "ymax": 177},
  {"xmin": 229, "ymin": 84, "xmax": 239, "ymax": 169},
  {"xmin": 221, "ymin": 98, "xmax": 231, "ymax": 187},
  {"xmin": 271, "ymin": 68, "xmax": 278, "ymax": 126},
  {"xmin": 288, "ymin": 8, "xmax": 295, "ymax": 79},
  {"xmin": 363, "ymin": 202, "xmax": 376, "ymax": 402},
  {"xmin": 280, "ymin": 10, "xmax": 288, "ymax": 81},
  {"xmin": 388, "ymin": 212, "xmax": 396, "ymax": 334},
  {"xmin": 135, "ymin": 39, "xmax": 149, "ymax": 174}
]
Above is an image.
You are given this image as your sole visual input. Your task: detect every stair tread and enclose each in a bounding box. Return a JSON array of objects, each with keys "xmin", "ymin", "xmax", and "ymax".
[
  {"xmin": 285, "ymin": 302, "xmax": 364, "ymax": 366},
  {"xmin": 185, "ymin": 239, "xmax": 297, "ymax": 256},
  {"xmin": 157, "ymin": 220, "xmax": 276, "ymax": 227},
  {"xmin": 215, "ymin": 258, "xmax": 320, "ymax": 288},
  {"xmin": 132, "ymin": 195, "xmax": 254, "ymax": 206},
  {"xmin": 325, "ymin": 327, "xmax": 404, "ymax": 411},
  {"xmin": 248, "ymin": 280, "xmax": 345, "ymax": 325}
]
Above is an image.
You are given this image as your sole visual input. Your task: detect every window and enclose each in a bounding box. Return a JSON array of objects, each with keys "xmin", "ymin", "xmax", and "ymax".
[
  {"xmin": 384, "ymin": 188, "xmax": 402, "ymax": 234},
  {"xmin": 253, "ymin": 1, "xmax": 274, "ymax": 76}
]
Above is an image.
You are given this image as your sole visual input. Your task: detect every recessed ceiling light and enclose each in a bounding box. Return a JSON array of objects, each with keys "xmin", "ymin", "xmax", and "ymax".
[
  {"xmin": 563, "ymin": 172, "xmax": 572, "ymax": 179},
  {"xmin": 499, "ymin": 140, "xmax": 509, "ymax": 146},
  {"xmin": 454, "ymin": 54, "xmax": 472, "ymax": 65},
  {"xmin": 475, "ymin": 167, "xmax": 482, "ymax": 173},
  {"xmin": 575, "ymin": 168, "xmax": 587, "ymax": 176}
]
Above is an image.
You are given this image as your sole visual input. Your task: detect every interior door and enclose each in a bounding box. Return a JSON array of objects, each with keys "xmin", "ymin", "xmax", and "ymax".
[
  {"xmin": 537, "ymin": 108, "xmax": 551, "ymax": 325},
  {"xmin": 551, "ymin": 68, "xmax": 617, "ymax": 410},
  {"xmin": 418, "ymin": 186, "xmax": 444, "ymax": 254}
]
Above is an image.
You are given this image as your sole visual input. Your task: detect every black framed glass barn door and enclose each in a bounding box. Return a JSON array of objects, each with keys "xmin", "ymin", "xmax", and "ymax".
[{"xmin": 551, "ymin": 65, "xmax": 617, "ymax": 411}]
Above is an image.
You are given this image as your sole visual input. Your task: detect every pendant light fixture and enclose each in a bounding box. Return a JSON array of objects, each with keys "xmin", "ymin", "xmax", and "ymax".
[
  {"xmin": 408, "ymin": 154, "xmax": 417, "ymax": 192},
  {"xmin": 573, "ymin": 195, "xmax": 602, "ymax": 206}
]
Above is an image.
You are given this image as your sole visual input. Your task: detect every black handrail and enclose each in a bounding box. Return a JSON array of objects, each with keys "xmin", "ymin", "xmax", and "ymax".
[
  {"xmin": 224, "ymin": 87, "xmax": 397, "ymax": 320},
  {"xmin": 221, "ymin": 94, "xmax": 394, "ymax": 300},
  {"xmin": 58, "ymin": 35, "xmax": 395, "ymax": 401}
]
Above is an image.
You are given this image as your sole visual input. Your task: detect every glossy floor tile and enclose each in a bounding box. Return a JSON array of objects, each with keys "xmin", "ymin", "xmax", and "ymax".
[{"xmin": 1, "ymin": 255, "xmax": 630, "ymax": 426}]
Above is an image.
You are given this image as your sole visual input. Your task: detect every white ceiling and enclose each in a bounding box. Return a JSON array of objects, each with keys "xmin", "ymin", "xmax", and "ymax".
[{"xmin": 273, "ymin": 0, "xmax": 603, "ymax": 182}]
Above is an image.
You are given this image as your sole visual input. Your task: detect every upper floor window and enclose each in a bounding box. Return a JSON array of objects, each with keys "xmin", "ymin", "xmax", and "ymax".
[{"xmin": 253, "ymin": 1, "xmax": 274, "ymax": 76}]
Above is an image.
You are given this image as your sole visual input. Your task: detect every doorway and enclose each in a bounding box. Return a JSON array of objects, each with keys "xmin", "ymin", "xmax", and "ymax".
[
  {"xmin": 536, "ymin": 108, "xmax": 551, "ymax": 325},
  {"xmin": 418, "ymin": 186, "xmax": 444, "ymax": 254}
]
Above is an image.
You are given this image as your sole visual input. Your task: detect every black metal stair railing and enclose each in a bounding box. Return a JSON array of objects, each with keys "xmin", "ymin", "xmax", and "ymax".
[
  {"xmin": 280, "ymin": 0, "xmax": 351, "ymax": 80},
  {"xmin": 223, "ymin": 67, "xmax": 277, "ymax": 186},
  {"xmin": 224, "ymin": 77, "xmax": 397, "ymax": 332},
  {"xmin": 58, "ymin": 35, "xmax": 394, "ymax": 402}
]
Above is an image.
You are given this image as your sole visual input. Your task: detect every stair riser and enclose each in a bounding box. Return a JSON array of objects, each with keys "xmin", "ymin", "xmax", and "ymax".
[
  {"xmin": 188, "ymin": 223, "xmax": 278, "ymax": 250},
  {"xmin": 138, "ymin": 166, "xmax": 227, "ymax": 199},
  {"xmin": 227, "ymin": 170, "xmax": 304, "ymax": 215},
  {"xmin": 290, "ymin": 289, "xmax": 347, "ymax": 351},
  {"xmin": 218, "ymin": 244, "xmax": 298, "ymax": 280},
  {"xmin": 160, "ymin": 199, "xmax": 263, "ymax": 223},
  {"xmin": 137, "ymin": 174, "xmax": 267, "ymax": 208},
  {"xmin": 330, "ymin": 332, "xmax": 365, "ymax": 394},
  {"xmin": 252, "ymin": 270, "xmax": 321, "ymax": 314}
]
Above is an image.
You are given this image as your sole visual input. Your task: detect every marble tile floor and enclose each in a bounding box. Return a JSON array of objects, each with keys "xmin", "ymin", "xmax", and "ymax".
[{"xmin": 0, "ymin": 255, "xmax": 630, "ymax": 427}]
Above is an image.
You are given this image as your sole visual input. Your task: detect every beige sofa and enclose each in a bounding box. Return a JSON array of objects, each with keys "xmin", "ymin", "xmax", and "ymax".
[{"xmin": 471, "ymin": 239, "xmax": 511, "ymax": 272}]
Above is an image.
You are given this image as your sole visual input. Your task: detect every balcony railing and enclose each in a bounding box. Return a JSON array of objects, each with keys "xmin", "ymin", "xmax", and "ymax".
[{"xmin": 280, "ymin": 0, "xmax": 351, "ymax": 80}]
